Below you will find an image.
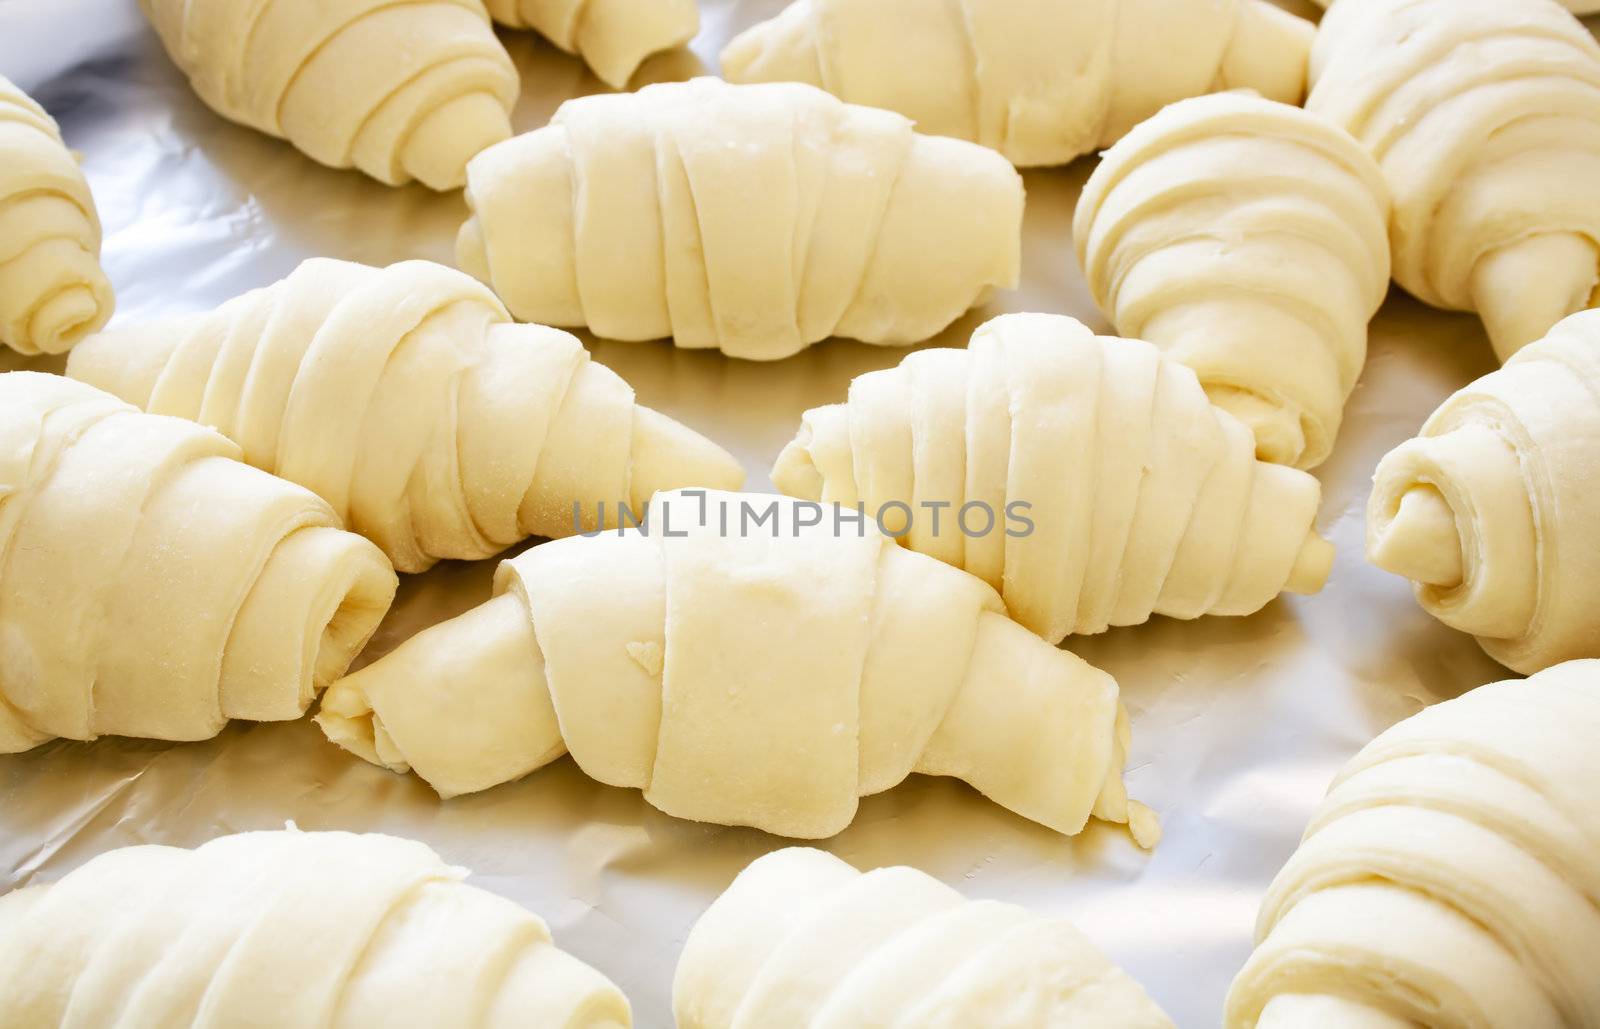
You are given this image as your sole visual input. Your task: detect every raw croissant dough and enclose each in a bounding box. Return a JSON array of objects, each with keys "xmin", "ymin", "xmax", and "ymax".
[
  {"xmin": 1075, "ymin": 92, "xmax": 1391, "ymax": 470},
  {"xmin": 457, "ymin": 77, "xmax": 1023, "ymax": 359},
  {"xmin": 1225, "ymin": 659, "xmax": 1600, "ymax": 1028},
  {"xmin": 1368, "ymin": 309, "xmax": 1600, "ymax": 674},
  {"xmin": 1312, "ymin": 0, "xmax": 1600, "ymax": 15},
  {"xmin": 0, "ymin": 828, "xmax": 631, "ymax": 1027},
  {"xmin": 771, "ymin": 314, "xmax": 1334, "ymax": 645},
  {"xmin": 67, "ymin": 258, "xmax": 742, "ymax": 574},
  {"xmin": 0, "ymin": 76, "xmax": 113, "ymax": 355},
  {"xmin": 319, "ymin": 490, "xmax": 1157, "ymax": 845},
  {"xmin": 484, "ymin": 0, "xmax": 699, "ymax": 88},
  {"xmin": 676, "ymin": 848, "xmax": 1172, "ymax": 1029},
  {"xmin": 0, "ymin": 372, "xmax": 395, "ymax": 754},
  {"xmin": 1307, "ymin": 0, "xmax": 1600, "ymax": 361},
  {"xmin": 719, "ymin": 0, "xmax": 1314, "ymax": 167},
  {"xmin": 140, "ymin": 0, "xmax": 518, "ymax": 190}
]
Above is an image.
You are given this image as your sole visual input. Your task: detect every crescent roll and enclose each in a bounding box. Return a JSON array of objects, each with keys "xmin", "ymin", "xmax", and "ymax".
[
  {"xmin": 68, "ymin": 258, "xmax": 743, "ymax": 574},
  {"xmin": 318, "ymin": 490, "xmax": 1158, "ymax": 846}
]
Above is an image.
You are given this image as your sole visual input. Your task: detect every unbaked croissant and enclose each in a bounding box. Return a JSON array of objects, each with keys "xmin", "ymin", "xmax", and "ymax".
[
  {"xmin": 0, "ymin": 827, "xmax": 631, "ymax": 1027},
  {"xmin": 0, "ymin": 75, "xmax": 113, "ymax": 355},
  {"xmin": 1312, "ymin": 0, "xmax": 1600, "ymax": 15},
  {"xmin": 318, "ymin": 489, "xmax": 1157, "ymax": 845},
  {"xmin": 771, "ymin": 314, "xmax": 1334, "ymax": 645},
  {"xmin": 1368, "ymin": 309, "xmax": 1600, "ymax": 675},
  {"xmin": 719, "ymin": 0, "xmax": 1314, "ymax": 168},
  {"xmin": 67, "ymin": 258, "xmax": 742, "ymax": 574},
  {"xmin": 1306, "ymin": 0, "xmax": 1600, "ymax": 361},
  {"xmin": 1225, "ymin": 659, "xmax": 1600, "ymax": 1028},
  {"xmin": 484, "ymin": 0, "xmax": 699, "ymax": 87},
  {"xmin": 456, "ymin": 77, "xmax": 1023, "ymax": 359},
  {"xmin": 676, "ymin": 847, "xmax": 1172, "ymax": 1029},
  {"xmin": 1075, "ymin": 91, "xmax": 1391, "ymax": 470},
  {"xmin": 0, "ymin": 372, "xmax": 395, "ymax": 754},
  {"xmin": 140, "ymin": 0, "xmax": 518, "ymax": 190}
]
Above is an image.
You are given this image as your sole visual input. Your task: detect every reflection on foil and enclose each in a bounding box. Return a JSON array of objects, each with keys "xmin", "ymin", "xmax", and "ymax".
[{"xmin": 2, "ymin": 1, "xmax": 1590, "ymax": 1024}]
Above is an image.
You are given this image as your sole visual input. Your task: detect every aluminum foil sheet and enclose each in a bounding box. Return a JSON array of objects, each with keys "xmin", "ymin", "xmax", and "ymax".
[{"xmin": 4, "ymin": 2, "xmax": 1594, "ymax": 1024}]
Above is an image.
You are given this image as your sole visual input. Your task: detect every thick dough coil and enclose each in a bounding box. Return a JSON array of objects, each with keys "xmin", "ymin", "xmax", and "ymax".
[
  {"xmin": 484, "ymin": 0, "xmax": 699, "ymax": 88},
  {"xmin": 1076, "ymin": 92, "xmax": 1392, "ymax": 470},
  {"xmin": 0, "ymin": 828, "xmax": 631, "ymax": 1027},
  {"xmin": 1225, "ymin": 660, "xmax": 1600, "ymax": 1028},
  {"xmin": 318, "ymin": 490, "xmax": 1156, "ymax": 844},
  {"xmin": 456, "ymin": 77, "xmax": 1023, "ymax": 360},
  {"xmin": 67, "ymin": 258, "xmax": 742, "ymax": 574},
  {"xmin": 1368, "ymin": 309, "xmax": 1600, "ymax": 674},
  {"xmin": 720, "ymin": 0, "xmax": 1314, "ymax": 168},
  {"xmin": 1307, "ymin": 0, "xmax": 1600, "ymax": 361},
  {"xmin": 771, "ymin": 314, "xmax": 1334, "ymax": 645},
  {"xmin": 0, "ymin": 373, "xmax": 395, "ymax": 754},
  {"xmin": 140, "ymin": 0, "xmax": 518, "ymax": 190},
  {"xmin": 675, "ymin": 847, "xmax": 1172, "ymax": 1029},
  {"xmin": 0, "ymin": 76, "xmax": 113, "ymax": 356}
]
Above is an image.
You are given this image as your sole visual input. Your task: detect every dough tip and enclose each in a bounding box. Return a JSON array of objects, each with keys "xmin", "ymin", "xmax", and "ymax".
[
  {"xmin": 400, "ymin": 91, "xmax": 513, "ymax": 192},
  {"xmin": 1286, "ymin": 531, "xmax": 1336, "ymax": 596},
  {"xmin": 1471, "ymin": 232, "xmax": 1600, "ymax": 364},
  {"xmin": 1368, "ymin": 483, "xmax": 1464, "ymax": 588}
]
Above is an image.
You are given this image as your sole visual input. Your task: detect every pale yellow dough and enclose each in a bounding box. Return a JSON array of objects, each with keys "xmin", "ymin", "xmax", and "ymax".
[
  {"xmin": 1368, "ymin": 309, "xmax": 1600, "ymax": 674},
  {"xmin": 675, "ymin": 848, "xmax": 1173, "ymax": 1029},
  {"xmin": 485, "ymin": 0, "xmax": 699, "ymax": 87},
  {"xmin": 318, "ymin": 490, "xmax": 1156, "ymax": 845},
  {"xmin": 771, "ymin": 313, "xmax": 1334, "ymax": 645},
  {"xmin": 720, "ymin": 0, "xmax": 1314, "ymax": 168},
  {"xmin": 0, "ymin": 76, "xmax": 113, "ymax": 355},
  {"xmin": 0, "ymin": 827, "xmax": 631, "ymax": 1027},
  {"xmin": 1076, "ymin": 92, "xmax": 1391, "ymax": 470},
  {"xmin": 457, "ymin": 77, "xmax": 1023, "ymax": 359},
  {"xmin": 1226, "ymin": 659, "xmax": 1600, "ymax": 1028},
  {"xmin": 67, "ymin": 258, "xmax": 742, "ymax": 574},
  {"xmin": 1312, "ymin": 0, "xmax": 1600, "ymax": 15},
  {"xmin": 139, "ymin": 0, "xmax": 518, "ymax": 190},
  {"xmin": 1307, "ymin": 0, "xmax": 1600, "ymax": 361},
  {"xmin": 0, "ymin": 373, "xmax": 395, "ymax": 754}
]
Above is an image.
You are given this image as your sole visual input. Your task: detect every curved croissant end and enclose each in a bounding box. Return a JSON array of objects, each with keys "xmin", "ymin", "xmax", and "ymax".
[
  {"xmin": 1307, "ymin": 0, "xmax": 1600, "ymax": 362},
  {"xmin": 0, "ymin": 76, "xmax": 114, "ymax": 355},
  {"xmin": 66, "ymin": 258, "xmax": 743, "ymax": 574},
  {"xmin": 318, "ymin": 490, "xmax": 1157, "ymax": 846},
  {"xmin": 674, "ymin": 848, "xmax": 1172, "ymax": 1029},
  {"xmin": 1076, "ymin": 91, "xmax": 1392, "ymax": 470},
  {"xmin": 484, "ymin": 0, "xmax": 699, "ymax": 88},
  {"xmin": 0, "ymin": 828, "xmax": 632, "ymax": 1026},
  {"xmin": 1225, "ymin": 660, "xmax": 1600, "ymax": 1028},
  {"xmin": 0, "ymin": 373, "xmax": 395, "ymax": 754},
  {"xmin": 720, "ymin": 0, "xmax": 1313, "ymax": 167},
  {"xmin": 771, "ymin": 313, "xmax": 1334, "ymax": 645},
  {"xmin": 457, "ymin": 77, "xmax": 1022, "ymax": 359},
  {"xmin": 1368, "ymin": 309, "xmax": 1600, "ymax": 674},
  {"xmin": 139, "ymin": 0, "xmax": 518, "ymax": 190}
]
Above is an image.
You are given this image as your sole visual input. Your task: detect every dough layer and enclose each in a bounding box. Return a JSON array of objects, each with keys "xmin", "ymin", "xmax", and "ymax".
[
  {"xmin": 318, "ymin": 490, "xmax": 1156, "ymax": 845},
  {"xmin": 720, "ymin": 0, "xmax": 1314, "ymax": 167},
  {"xmin": 0, "ymin": 827, "xmax": 631, "ymax": 1027},
  {"xmin": 1307, "ymin": 0, "xmax": 1600, "ymax": 360},
  {"xmin": 457, "ymin": 77, "xmax": 1023, "ymax": 359},
  {"xmin": 0, "ymin": 75, "xmax": 113, "ymax": 355},
  {"xmin": 485, "ymin": 0, "xmax": 699, "ymax": 87},
  {"xmin": 771, "ymin": 313, "xmax": 1334, "ymax": 645},
  {"xmin": 67, "ymin": 258, "xmax": 742, "ymax": 574},
  {"xmin": 1368, "ymin": 308, "xmax": 1600, "ymax": 674},
  {"xmin": 140, "ymin": 0, "xmax": 518, "ymax": 190},
  {"xmin": 1226, "ymin": 659, "xmax": 1600, "ymax": 1028},
  {"xmin": 0, "ymin": 373, "xmax": 395, "ymax": 753},
  {"xmin": 1076, "ymin": 91, "xmax": 1391, "ymax": 470},
  {"xmin": 675, "ymin": 847, "xmax": 1173, "ymax": 1029}
]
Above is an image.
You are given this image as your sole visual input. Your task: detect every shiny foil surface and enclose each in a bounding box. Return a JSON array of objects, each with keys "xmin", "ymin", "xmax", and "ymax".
[{"xmin": 3, "ymin": 2, "xmax": 1594, "ymax": 1024}]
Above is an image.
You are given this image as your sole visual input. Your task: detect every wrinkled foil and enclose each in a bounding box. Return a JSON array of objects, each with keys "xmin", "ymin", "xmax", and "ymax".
[{"xmin": 3, "ymin": 2, "xmax": 1592, "ymax": 1024}]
